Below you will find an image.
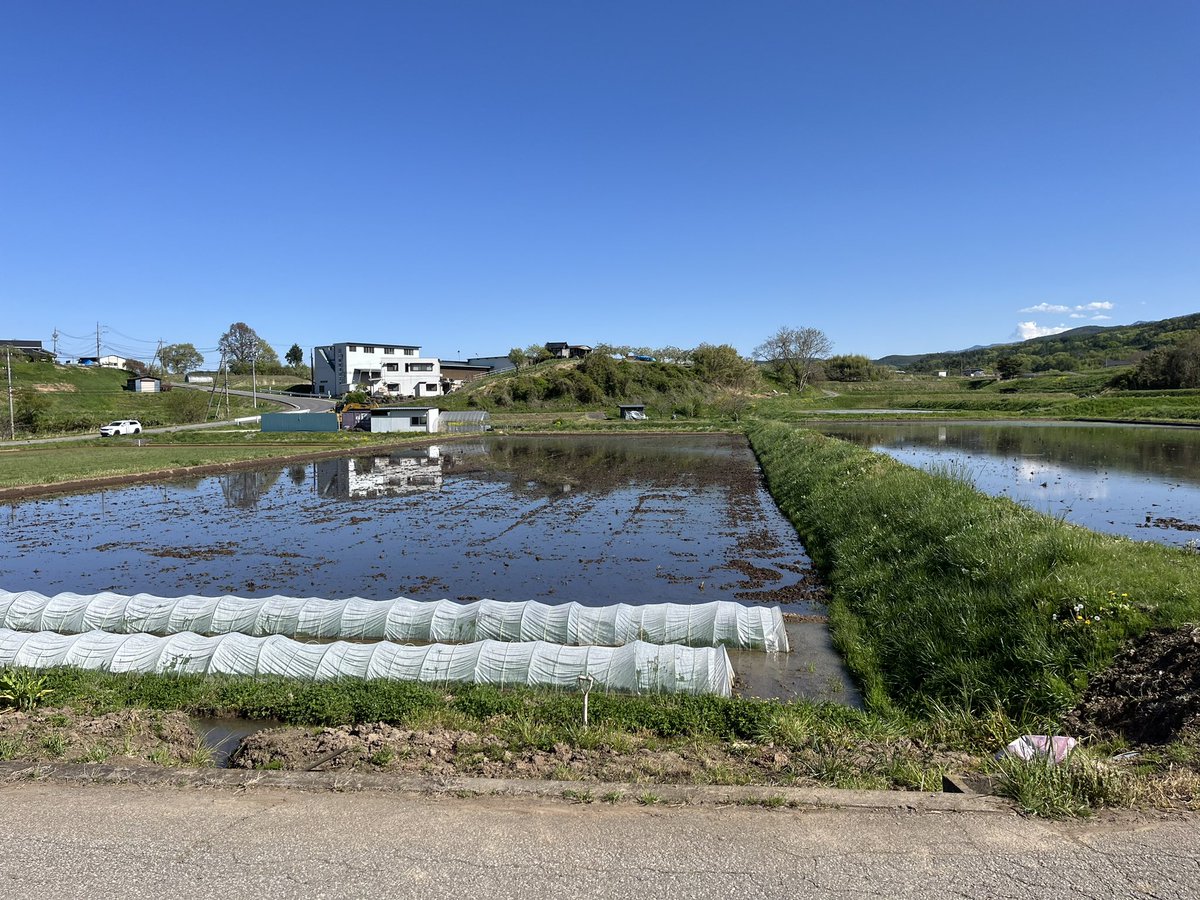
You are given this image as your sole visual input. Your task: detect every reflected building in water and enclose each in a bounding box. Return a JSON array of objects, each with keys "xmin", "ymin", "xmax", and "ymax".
[{"xmin": 316, "ymin": 447, "xmax": 445, "ymax": 499}]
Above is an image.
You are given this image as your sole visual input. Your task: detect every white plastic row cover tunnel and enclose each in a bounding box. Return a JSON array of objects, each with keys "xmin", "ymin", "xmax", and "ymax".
[
  {"xmin": 0, "ymin": 591, "xmax": 789, "ymax": 652},
  {"xmin": 0, "ymin": 630, "xmax": 734, "ymax": 697}
]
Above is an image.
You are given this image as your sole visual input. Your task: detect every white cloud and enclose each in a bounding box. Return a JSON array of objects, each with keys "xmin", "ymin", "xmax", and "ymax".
[
  {"xmin": 1069, "ymin": 313, "xmax": 1086, "ymax": 319},
  {"xmin": 1091, "ymin": 314, "xmax": 1112, "ymax": 320},
  {"xmin": 1019, "ymin": 300, "xmax": 1116, "ymax": 315},
  {"xmin": 1015, "ymin": 321, "xmax": 1071, "ymax": 340}
]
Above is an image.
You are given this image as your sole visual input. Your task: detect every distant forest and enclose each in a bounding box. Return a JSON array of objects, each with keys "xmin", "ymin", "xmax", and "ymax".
[{"xmin": 876, "ymin": 313, "xmax": 1200, "ymax": 375}]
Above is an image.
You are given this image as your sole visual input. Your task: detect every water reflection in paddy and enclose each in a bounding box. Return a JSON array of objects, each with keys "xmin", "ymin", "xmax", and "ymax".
[
  {"xmin": 0, "ymin": 434, "xmax": 856, "ymax": 702},
  {"xmin": 813, "ymin": 421, "xmax": 1200, "ymax": 547}
]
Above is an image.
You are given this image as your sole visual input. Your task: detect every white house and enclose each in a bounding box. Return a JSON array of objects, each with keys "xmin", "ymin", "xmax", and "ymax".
[
  {"xmin": 313, "ymin": 342, "xmax": 442, "ymax": 398},
  {"xmin": 312, "ymin": 342, "xmax": 441, "ymax": 398}
]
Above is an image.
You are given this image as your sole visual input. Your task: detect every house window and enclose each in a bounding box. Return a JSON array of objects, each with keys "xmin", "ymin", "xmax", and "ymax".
[
  {"xmin": 363, "ymin": 346, "xmax": 374, "ymax": 353},
  {"xmin": 383, "ymin": 347, "xmax": 394, "ymax": 355},
  {"xmin": 385, "ymin": 363, "xmax": 399, "ymax": 372},
  {"xmin": 404, "ymin": 349, "xmax": 416, "ymax": 356},
  {"xmin": 410, "ymin": 416, "xmax": 427, "ymax": 426},
  {"xmin": 405, "ymin": 362, "xmax": 433, "ymax": 372},
  {"xmin": 426, "ymin": 383, "xmax": 438, "ymax": 392},
  {"xmin": 347, "ymin": 345, "xmax": 356, "ymax": 352}
]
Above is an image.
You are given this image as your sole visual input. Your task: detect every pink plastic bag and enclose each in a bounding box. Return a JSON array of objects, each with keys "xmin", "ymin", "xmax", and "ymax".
[{"xmin": 1001, "ymin": 735, "xmax": 1077, "ymax": 764}]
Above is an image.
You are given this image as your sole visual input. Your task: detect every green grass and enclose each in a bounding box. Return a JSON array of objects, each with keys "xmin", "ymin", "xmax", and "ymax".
[
  {"xmin": 4, "ymin": 359, "xmax": 264, "ymax": 436},
  {"xmin": 755, "ymin": 375, "xmax": 1200, "ymax": 423},
  {"xmin": 745, "ymin": 421, "xmax": 1200, "ymax": 719}
]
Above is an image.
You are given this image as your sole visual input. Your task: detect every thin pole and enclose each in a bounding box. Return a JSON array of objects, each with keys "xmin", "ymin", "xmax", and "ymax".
[
  {"xmin": 251, "ymin": 354, "xmax": 257, "ymax": 408},
  {"xmin": 5, "ymin": 345, "xmax": 14, "ymax": 439}
]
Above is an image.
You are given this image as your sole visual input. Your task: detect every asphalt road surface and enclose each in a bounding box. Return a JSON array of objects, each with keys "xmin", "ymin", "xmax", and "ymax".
[{"xmin": 0, "ymin": 782, "xmax": 1195, "ymax": 899}]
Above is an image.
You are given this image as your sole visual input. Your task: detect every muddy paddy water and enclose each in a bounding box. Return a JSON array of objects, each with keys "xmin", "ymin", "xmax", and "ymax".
[{"xmin": 0, "ymin": 434, "xmax": 855, "ymax": 703}]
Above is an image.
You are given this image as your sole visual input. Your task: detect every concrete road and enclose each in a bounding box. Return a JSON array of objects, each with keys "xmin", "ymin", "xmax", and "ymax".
[{"xmin": 0, "ymin": 781, "xmax": 1195, "ymax": 899}]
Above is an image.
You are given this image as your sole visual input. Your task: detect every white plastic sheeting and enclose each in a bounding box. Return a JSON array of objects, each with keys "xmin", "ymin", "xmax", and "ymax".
[
  {"xmin": 0, "ymin": 629, "xmax": 734, "ymax": 696},
  {"xmin": 0, "ymin": 591, "xmax": 789, "ymax": 652}
]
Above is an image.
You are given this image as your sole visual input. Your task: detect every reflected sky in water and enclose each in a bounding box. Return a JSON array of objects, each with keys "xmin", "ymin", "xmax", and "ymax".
[{"xmin": 814, "ymin": 422, "xmax": 1200, "ymax": 546}]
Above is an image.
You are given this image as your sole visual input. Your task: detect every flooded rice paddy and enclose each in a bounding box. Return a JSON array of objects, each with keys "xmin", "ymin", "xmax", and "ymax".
[
  {"xmin": 0, "ymin": 434, "xmax": 855, "ymax": 703},
  {"xmin": 815, "ymin": 421, "xmax": 1200, "ymax": 547}
]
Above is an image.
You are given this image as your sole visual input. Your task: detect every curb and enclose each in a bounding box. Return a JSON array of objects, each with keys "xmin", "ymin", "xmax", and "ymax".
[{"xmin": 0, "ymin": 761, "xmax": 1012, "ymax": 814}]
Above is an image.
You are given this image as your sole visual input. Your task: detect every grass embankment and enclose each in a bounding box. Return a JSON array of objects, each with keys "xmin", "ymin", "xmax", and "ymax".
[
  {"xmin": 757, "ymin": 374, "xmax": 1200, "ymax": 423},
  {"xmin": 5, "ymin": 360, "xmax": 262, "ymax": 436},
  {"xmin": 0, "ymin": 667, "xmax": 1001, "ymax": 792},
  {"xmin": 0, "ymin": 428, "xmax": 440, "ymax": 492},
  {"xmin": 444, "ymin": 355, "xmax": 745, "ymax": 419},
  {"xmin": 746, "ymin": 421, "xmax": 1200, "ymax": 718}
]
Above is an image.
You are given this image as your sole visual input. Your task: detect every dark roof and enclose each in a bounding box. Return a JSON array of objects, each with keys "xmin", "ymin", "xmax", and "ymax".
[{"xmin": 0, "ymin": 339, "xmax": 43, "ymax": 349}]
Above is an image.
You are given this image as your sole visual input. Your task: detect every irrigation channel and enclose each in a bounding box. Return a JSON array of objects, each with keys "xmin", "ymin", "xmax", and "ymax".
[
  {"xmin": 0, "ymin": 434, "xmax": 856, "ymax": 703},
  {"xmin": 812, "ymin": 421, "xmax": 1200, "ymax": 547}
]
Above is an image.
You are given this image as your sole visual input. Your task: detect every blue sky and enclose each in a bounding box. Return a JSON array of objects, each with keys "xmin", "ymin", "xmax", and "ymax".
[{"xmin": 2, "ymin": 1, "xmax": 1196, "ymax": 366}]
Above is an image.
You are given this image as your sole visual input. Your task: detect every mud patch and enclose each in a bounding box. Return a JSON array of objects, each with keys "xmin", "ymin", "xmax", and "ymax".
[
  {"xmin": 0, "ymin": 708, "xmax": 202, "ymax": 766},
  {"xmin": 1064, "ymin": 625, "xmax": 1200, "ymax": 744},
  {"xmin": 228, "ymin": 720, "xmax": 962, "ymax": 788},
  {"xmin": 1139, "ymin": 516, "xmax": 1200, "ymax": 534},
  {"xmin": 148, "ymin": 544, "xmax": 238, "ymax": 561}
]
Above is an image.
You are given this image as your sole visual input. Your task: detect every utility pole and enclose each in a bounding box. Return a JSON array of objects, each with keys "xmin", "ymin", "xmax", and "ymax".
[
  {"xmin": 251, "ymin": 348, "xmax": 258, "ymax": 409},
  {"xmin": 96, "ymin": 322, "xmax": 102, "ymax": 361},
  {"xmin": 5, "ymin": 345, "xmax": 14, "ymax": 440},
  {"xmin": 52, "ymin": 328, "xmax": 59, "ymax": 361},
  {"xmin": 152, "ymin": 339, "xmax": 164, "ymax": 378}
]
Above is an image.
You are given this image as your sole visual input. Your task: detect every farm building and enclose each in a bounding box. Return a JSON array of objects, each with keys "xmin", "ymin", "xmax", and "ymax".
[
  {"xmin": 126, "ymin": 376, "xmax": 162, "ymax": 393},
  {"xmin": 545, "ymin": 342, "xmax": 592, "ymax": 359},
  {"xmin": 618, "ymin": 403, "xmax": 647, "ymax": 420},
  {"xmin": 368, "ymin": 406, "xmax": 440, "ymax": 434}
]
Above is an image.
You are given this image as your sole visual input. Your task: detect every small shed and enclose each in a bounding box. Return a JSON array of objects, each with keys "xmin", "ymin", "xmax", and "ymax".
[
  {"xmin": 618, "ymin": 403, "xmax": 647, "ymax": 420},
  {"xmin": 126, "ymin": 376, "xmax": 161, "ymax": 393},
  {"xmin": 369, "ymin": 406, "xmax": 440, "ymax": 434},
  {"xmin": 184, "ymin": 373, "xmax": 214, "ymax": 384}
]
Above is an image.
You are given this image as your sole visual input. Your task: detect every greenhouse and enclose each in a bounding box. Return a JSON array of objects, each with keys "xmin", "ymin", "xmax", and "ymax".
[
  {"xmin": 0, "ymin": 590, "xmax": 789, "ymax": 652},
  {"xmin": 0, "ymin": 629, "xmax": 735, "ymax": 696}
]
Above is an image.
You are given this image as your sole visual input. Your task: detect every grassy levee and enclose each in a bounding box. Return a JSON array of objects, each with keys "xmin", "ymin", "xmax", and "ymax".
[
  {"xmin": 745, "ymin": 420, "xmax": 1200, "ymax": 720},
  {"xmin": 0, "ymin": 430, "xmax": 442, "ymax": 492}
]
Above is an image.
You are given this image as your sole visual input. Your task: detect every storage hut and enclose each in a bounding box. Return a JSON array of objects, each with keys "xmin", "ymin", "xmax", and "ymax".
[
  {"xmin": 126, "ymin": 376, "xmax": 161, "ymax": 393},
  {"xmin": 368, "ymin": 406, "xmax": 440, "ymax": 434},
  {"xmin": 618, "ymin": 403, "xmax": 647, "ymax": 420}
]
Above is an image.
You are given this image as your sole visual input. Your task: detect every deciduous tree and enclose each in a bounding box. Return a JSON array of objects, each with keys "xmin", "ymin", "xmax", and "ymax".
[
  {"xmin": 753, "ymin": 326, "xmax": 832, "ymax": 391},
  {"xmin": 161, "ymin": 342, "xmax": 204, "ymax": 375}
]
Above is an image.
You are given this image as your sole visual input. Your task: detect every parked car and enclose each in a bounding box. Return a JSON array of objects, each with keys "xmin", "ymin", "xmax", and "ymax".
[{"xmin": 99, "ymin": 419, "xmax": 142, "ymax": 437}]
